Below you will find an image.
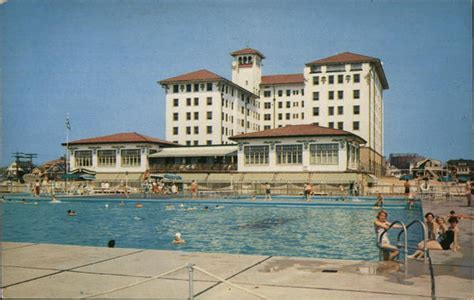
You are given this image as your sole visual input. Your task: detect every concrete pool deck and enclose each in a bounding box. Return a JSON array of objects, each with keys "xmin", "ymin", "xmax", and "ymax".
[{"xmin": 1, "ymin": 198, "xmax": 473, "ymax": 299}]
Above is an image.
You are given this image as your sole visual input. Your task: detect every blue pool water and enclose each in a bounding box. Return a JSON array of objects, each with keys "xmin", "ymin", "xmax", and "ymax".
[{"xmin": 1, "ymin": 197, "xmax": 423, "ymax": 260}]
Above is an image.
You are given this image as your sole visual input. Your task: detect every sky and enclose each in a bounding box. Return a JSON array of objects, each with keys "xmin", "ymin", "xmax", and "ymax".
[{"xmin": 1, "ymin": 0, "xmax": 472, "ymax": 166}]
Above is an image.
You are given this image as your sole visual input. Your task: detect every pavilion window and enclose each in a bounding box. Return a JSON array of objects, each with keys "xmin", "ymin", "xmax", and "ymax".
[
  {"xmin": 121, "ymin": 149, "xmax": 141, "ymax": 167},
  {"xmin": 244, "ymin": 145, "xmax": 269, "ymax": 165},
  {"xmin": 74, "ymin": 150, "xmax": 92, "ymax": 167},
  {"xmin": 97, "ymin": 150, "xmax": 116, "ymax": 167},
  {"xmin": 310, "ymin": 143, "xmax": 339, "ymax": 165},
  {"xmin": 276, "ymin": 144, "xmax": 303, "ymax": 165}
]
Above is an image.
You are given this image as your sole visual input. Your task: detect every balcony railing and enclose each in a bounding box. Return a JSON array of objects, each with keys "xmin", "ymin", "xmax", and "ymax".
[{"xmin": 149, "ymin": 163, "xmax": 237, "ymax": 173}]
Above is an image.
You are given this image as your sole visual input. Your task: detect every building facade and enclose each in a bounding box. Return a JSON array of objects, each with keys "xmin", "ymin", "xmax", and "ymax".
[
  {"xmin": 159, "ymin": 48, "xmax": 388, "ymax": 175},
  {"xmin": 159, "ymin": 70, "xmax": 260, "ymax": 146},
  {"xmin": 63, "ymin": 132, "xmax": 179, "ymax": 179},
  {"xmin": 230, "ymin": 124, "xmax": 365, "ymax": 173}
]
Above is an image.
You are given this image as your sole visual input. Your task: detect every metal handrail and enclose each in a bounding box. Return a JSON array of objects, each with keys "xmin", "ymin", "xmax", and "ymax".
[
  {"xmin": 398, "ymin": 220, "xmax": 428, "ymax": 264},
  {"xmin": 377, "ymin": 220, "xmax": 408, "ymax": 276}
]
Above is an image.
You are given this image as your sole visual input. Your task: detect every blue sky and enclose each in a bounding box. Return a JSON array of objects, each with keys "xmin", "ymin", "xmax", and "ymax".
[{"xmin": 1, "ymin": 0, "xmax": 472, "ymax": 166}]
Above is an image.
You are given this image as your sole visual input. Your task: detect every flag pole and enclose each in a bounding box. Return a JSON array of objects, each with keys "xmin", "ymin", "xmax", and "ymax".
[{"xmin": 65, "ymin": 113, "xmax": 70, "ymax": 194}]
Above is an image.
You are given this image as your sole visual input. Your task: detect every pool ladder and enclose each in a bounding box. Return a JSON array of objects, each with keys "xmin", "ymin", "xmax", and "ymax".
[{"xmin": 378, "ymin": 220, "xmax": 428, "ymax": 276}]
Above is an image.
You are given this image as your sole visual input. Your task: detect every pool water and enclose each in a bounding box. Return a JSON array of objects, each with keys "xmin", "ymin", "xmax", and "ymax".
[{"xmin": 1, "ymin": 197, "xmax": 423, "ymax": 260}]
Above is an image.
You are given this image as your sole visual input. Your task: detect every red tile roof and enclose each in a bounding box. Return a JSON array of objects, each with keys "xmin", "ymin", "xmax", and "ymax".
[
  {"xmin": 230, "ymin": 48, "xmax": 265, "ymax": 59},
  {"xmin": 306, "ymin": 52, "xmax": 389, "ymax": 89},
  {"xmin": 63, "ymin": 132, "xmax": 180, "ymax": 146},
  {"xmin": 307, "ymin": 52, "xmax": 379, "ymax": 65},
  {"xmin": 159, "ymin": 69, "xmax": 223, "ymax": 84},
  {"xmin": 230, "ymin": 124, "xmax": 366, "ymax": 143},
  {"xmin": 261, "ymin": 74, "xmax": 304, "ymax": 85},
  {"xmin": 158, "ymin": 69, "xmax": 259, "ymax": 97}
]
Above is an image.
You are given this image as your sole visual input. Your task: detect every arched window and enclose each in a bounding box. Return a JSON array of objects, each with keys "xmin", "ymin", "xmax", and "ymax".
[
  {"xmin": 238, "ymin": 57, "xmax": 242, "ymax": 64},
  {"xmin": 248, "ymin": 56, "xmax": 253, "ymax": 64},
  {"xmin": 243, "ymin": 56, "xmax": 247, "ymax": 64}
]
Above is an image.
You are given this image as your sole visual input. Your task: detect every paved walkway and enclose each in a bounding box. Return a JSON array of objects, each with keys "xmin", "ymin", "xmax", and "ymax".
[{"xmin": 1, "ymin": 198, "xmax": 472, "ymax": 299}]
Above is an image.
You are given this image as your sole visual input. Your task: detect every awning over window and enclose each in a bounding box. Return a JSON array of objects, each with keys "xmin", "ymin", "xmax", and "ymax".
[{"xmin": 149, "ymin": 146, "xmax": 238, "ymax": 158}]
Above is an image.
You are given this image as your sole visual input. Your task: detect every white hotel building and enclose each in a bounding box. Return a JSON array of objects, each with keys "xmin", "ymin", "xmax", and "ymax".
[{"xmin": 159, "ymin": 48, "xmax": 388, "ymax": 175}]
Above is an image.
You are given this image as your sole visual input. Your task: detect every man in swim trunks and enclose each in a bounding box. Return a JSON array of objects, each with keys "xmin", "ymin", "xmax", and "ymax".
[{"xmin": 264, "ymin": 183, "xmax": 272, "ymax": 201}]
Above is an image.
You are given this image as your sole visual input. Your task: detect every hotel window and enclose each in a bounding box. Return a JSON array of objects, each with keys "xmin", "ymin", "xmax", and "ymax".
[
  {"xmin": 313, "ymin": 107, "xmax": 319, "ymax": 116},
  {"xmin": 338, "ymin": 74, "xmax": 344, "ymax": 84},
  {"xmin": 121, "ymin": 149, "xmax": 141, "ymax": 167},
  {"xmin": 328, "ymin": 106, "xmax": 334, "ymax": 116},
  {"xmin": 186, "ymin": 141, "xmax": 191, "ymax": 146},
  {"xmin": 327, "ymin": 64, "xmax": 346, "ymax": 72},
  {"xmin": 328, "ymin": 91, "xmax": 334, "ymax": 100},
  {"xmin": 173, "ymin": 127, "xmax": 178, "ymax": 135},
  {"xmin": 173, "ymin": 98, "xmax": 179, "ymax": 107},
  {"xmin": 313, "ymin": 92, "xmax": 319, "ymax": 101},
  {"xmin": 286, "ymin": 90, "xmax": 291, "ymax": 96},
  {"xmin": 328, "ymin": 122, "xmax": 334, "ymax": 128},
  {"xmin": 207, "ymin": 111, "xmax": 212, "ymax": 120},
  {"xmin": 310, "ymin": 65, "xmax": 321, "ymax": 73},
  {"xmin": 286, "ymin": 113, "xmax": 290, "ymax": 120},
  {"xmin": 286, "ymin": 101, "xmax": 291, "ymax": 108},
  {"xmin": 194, "ymin": 126, "xmax": 199, "ymax": 134},
  {"xmin": 264, "ymin": 114, "xmax": 271, "ymax": 121},
  {"xmin": 173, "ymin": 85, "xmax": 179, "ymax": 93},
  {"xmin": 206, "ymin": 82, "xmax": 213, "ymax": 91},
  {"xmin": 301, "ymin": 112, "xmax": 304, "ymax": 119},
  {"xmin": 207, "ymin": 97, "xmax": 212, "ymax": 105},
  {"xmin": 353, "ymin": 121, "xmax": 360, "ymax": 130},
  {"xmin": 207, "ymin": 126, "xmax": 212, "ymax": 134},
  {"xmin": 301, "ymin": 89, "xmax": 304, "ymax": 96},
  {"xmin": 314, "ymin": 122, "xmax": 319, "ymax": 126},
  {"xmin": 350, "ymin": 63, "xmax": 362, "ymax": 71},
  {"xmin": 173, "ymin": 113, "xmax": 179, "ymax": 121},
  {"xmin": 353, "ymin": 105, "xmax": 360, "ymax": 115},
  {"xmin": 278, "ymin": 113, "xmax": 283, "ymax": 120},
  {"xmin": 194, "ymin": 83, "xmax": 199, "ymax": 92},
  {"xmin": 337, "ymin": 106, "xmax": 344, "ymax": 115},
  {"xmin": 353, "ymin": 90, "xmax": 360, "ymax": 99},
  {"xmin": 207, "ymin": 140, "xmax": 212, "ymax": 145},
  {"xmin": 264, "ymin": 125, "xmax": 271, "ymax": 130},
  {"xmin": 337, "ymin": 122, "xmax": 343, "ymax": 129},
  {"xmin": 194, "ymin": 112, "xmax": 199, "ymax": 120},
  {"xmin": 186, "ymin": 112, "xmax": 191, "ymax": 120},
  {"xmin": 97, "ymin": 150, "xmax": 116, "ymax": 167},
  {"xmin": 276, "ymin": 144, "xmax": 303, "ymax": 165},
  {"xmin": 338, "ymin": 90, "xmax": 344, "ymax": 100},
  {"xmin": 263, "ymin": 91, "xmax": 271, "ymax": 97},
  {"xmin": 194, "ymin": 141, "xmax": 198, "ymax": 145},
  {"xmin": 353, "ymin": 74, "xmax": 360, "ymax": 83},
  {"xmin": 310, "ymin": 143, "xmax": 338, "ymax": 165},
  {"xmin": 328, "ymin": 75, "xmax": 334, "ymax": 84},
  {"xmin": 186, "ymin": 84, "xmax": 192, "ymax": 92},
  {"xmin": 277, "ymin": 90, "xmax": 282, "ymax": 97},
  {"xmin": 278, "ymin": 102, "xmax": 283, "ymax": 108},
  {"xmin": 244, "ymin": 145, "xmax": 269, "ymax": 165},
  {"xmin": 186, "ymin": 127, "xmax": 191, "ymax": 134},
  {"xmin": 74, "ymin": 150, "xmax": 92, "ymax": 167},
  {"xmin": 194, "ymin": 98, "xmax": 199, "ymax": 106},
  {"xmin": 313, "ymin": 76, "xmax": 319, "ymax": 85},
  {"xmin": 186, "ymin": 98, "xmax": 191, "ymax": 106},
  {"xmin": 301, "ymin": 101, "xmax": 304, "ymax": 108},
  {"xmin": 264, "ymin": 102, "xmax": 271, "ymax": 109}
]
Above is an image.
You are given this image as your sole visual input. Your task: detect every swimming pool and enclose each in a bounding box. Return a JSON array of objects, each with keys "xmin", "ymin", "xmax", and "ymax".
[{"xmin": 1, "ymin": 196, "xmax": 423, "ymax": 260}]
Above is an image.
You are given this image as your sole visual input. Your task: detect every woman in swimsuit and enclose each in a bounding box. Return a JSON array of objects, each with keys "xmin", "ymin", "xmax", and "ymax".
[
  {"xmin": 374, "ymin": 210, "xmax": 402, "ymax": 261},
  {"xmin": 408, "ymin": 216, "xmax": 460, "ymax": 259}
]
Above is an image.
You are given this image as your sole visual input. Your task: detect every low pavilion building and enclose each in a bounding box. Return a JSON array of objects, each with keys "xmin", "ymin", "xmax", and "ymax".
[
  {"xmin": 229, "ymin": 124, "xmax": 365, "ymax": 173},
  {"xmin": 62, "ymin": 132, "xmax": 179, "ymax": 181}
]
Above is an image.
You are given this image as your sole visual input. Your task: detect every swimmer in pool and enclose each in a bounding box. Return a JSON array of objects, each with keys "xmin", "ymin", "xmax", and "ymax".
[
  {"xmin": 119, "ymin": 201, "xmax": 125, "ymax": 207},
  {"xmin": 165, "ymin": 204, "xmax": 175, "ymax": 210},
  {"xmin": 67, "ymin": 210, "xmax": 77, "ymax": 216},
  {"xmin": 135, "ymin": 203, "xmax": 143, "ymax": 208},
  {"xmin": 172, "ymin": 232, "xmax": 186, "ymax": 244}
]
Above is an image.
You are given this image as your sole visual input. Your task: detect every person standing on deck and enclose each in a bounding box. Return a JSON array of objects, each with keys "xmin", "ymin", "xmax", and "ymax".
[
  {"xmin": 304, "ymin": 183, "xmax": 312, "ymax": 201},
  {"xmin": 465, "ymin": 181, "xmax": 472, "ymax": 207},
  {"xmin": 190, "ymin": 180, "xmax": 198, "ymax": 199},
  {"xmin": 404, "ymin": 180, "xmax": 411, "ymax": 198},
  {"xmin": 264, "ymin": 182, "xmax": 272, "ymax": 201}
]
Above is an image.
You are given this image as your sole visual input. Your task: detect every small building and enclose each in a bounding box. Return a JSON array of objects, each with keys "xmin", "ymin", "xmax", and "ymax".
[
  {"xmin": 62, "ymin": 132, "xmax": 179, "ymax": 181},
  {"xmin": 411, "ymin": 158, "xmax": 443, "ymax": 179},
  {"xmin": 229, "ymin": 124, "xmax": 365, "ymax": 173},
  {"xmin": 447, "ymin": 159, "xmax": 474, "ymax": 181}
]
